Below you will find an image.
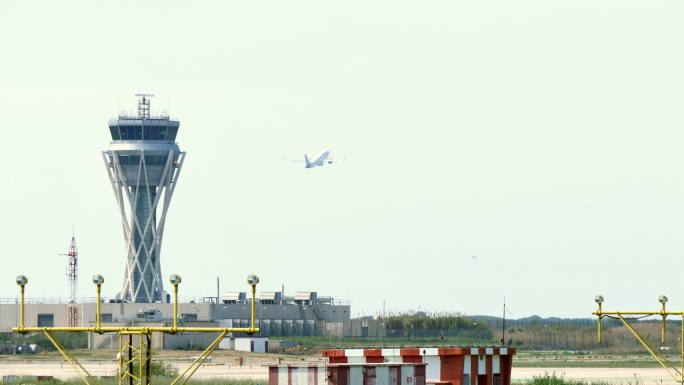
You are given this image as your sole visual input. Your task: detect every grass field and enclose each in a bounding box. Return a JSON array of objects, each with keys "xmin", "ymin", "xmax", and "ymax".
[
  {"xmin": 0, "ymin": 347, "xmax": 675, "ymax": 368},
  {"xmin": 515, "ymin": 351, "xmax": 680, "ymax": 368}
]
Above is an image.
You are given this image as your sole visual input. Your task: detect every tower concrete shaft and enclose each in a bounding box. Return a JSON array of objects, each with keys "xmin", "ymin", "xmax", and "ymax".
[{"xmin": 103, "ymin": 95, "xmax": 185, "ymax": 303}]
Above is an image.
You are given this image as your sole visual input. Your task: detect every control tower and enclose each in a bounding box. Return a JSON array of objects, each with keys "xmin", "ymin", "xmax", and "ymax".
[{"xmin": 103, "ymin": 95, "xmax": 186, "ymax": 303}]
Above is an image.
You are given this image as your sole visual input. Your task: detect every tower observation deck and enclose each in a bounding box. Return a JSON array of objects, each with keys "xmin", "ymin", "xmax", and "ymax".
[{"xmin": 103, "ymin": 95, "xmax": 186, "ymax": 303}]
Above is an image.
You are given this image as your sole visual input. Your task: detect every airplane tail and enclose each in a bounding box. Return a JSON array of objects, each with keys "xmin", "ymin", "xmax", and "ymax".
[{"xmin": 304, "ymin": 154, "xmax": 310, "ymax": 168}]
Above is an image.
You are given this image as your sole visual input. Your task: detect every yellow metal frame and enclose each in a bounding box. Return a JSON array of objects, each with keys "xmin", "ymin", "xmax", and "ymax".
[
  {"xmin": 118, "ymin": 330, "xmax": 151, "ymax": 385},
  {"xmin": 593, "ymin": 301, "xmax": 684, "ymax": 384},
  {"xmin": 12, "ymin": 273, "xmax": 261, "ymax": 385},
  {"xmin": 171, "ymin": 330, "xmax": 228, "ymax": 385},
  {"xmin": 44, "ymin": 330, "xmax": 95, "ymax": 385}
]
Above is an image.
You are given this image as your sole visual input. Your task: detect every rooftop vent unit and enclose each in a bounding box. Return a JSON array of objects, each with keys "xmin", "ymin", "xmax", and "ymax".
[
  {"xmin": 294, "ymin": 292, "xmax": 317, "ymax": 306},
  {"xmin": 222, "ymin": 292, "xmax": 246, "ymax": 304},
  {"xmin": 259, "ymin": 291, "xmax": 283, "ymax": 305}
]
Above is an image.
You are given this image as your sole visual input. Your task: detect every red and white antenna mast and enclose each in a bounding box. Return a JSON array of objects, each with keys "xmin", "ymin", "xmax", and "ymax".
[
  {"xmin": 60, "ymin": 231, "xmax": 79, "ymax": 327},
  {"xmin": 67, "ymin": 235, "xmax": 78, "ymax": 304}
]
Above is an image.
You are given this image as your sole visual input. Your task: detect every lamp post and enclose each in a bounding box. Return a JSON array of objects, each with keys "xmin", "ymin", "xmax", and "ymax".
[
  {"xmin": 170, "ymin": 274, "xmax": 182, "ymax": 332},
  {"xmin": 659, "ymin": 295, "xmax": 669, "ymax": 346},
  {"xmin": 92, "ymin": 274, "xmax": 104, "ymax": 332},
  {"xmin": 595, "ymin": 295, "xmax": 604, "ymax": 344},
  {"xmin": 247, "ymin": 275, "xmax": 259, "ymax": 334},
  {"xmin": 16, "ymin": 275, "xmax": 27, "ymax": 332}
]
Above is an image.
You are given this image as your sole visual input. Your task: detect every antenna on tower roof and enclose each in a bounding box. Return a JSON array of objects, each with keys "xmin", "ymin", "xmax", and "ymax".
[{"xmin": 135, "ymin": 93, "xmax": 155, "ymax": 119}]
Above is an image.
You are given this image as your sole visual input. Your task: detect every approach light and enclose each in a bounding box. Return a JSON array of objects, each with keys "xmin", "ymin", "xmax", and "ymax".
[
  {"xmin": 15, "ymin": 275, "xmax": 27, "ymax": 287},
  {"xmin": 170, "ymin": 274, "xmax": 182, "ymax": 285},
  {"xmin": 92, "ymin": 274, "xmax": 105, "ymax": 285},
  {"xmin": 594, "ymin": 295, "xmax": 604, "ymax": 304},
  {"xmin": 247, "ymin": 274, "xmax": 259, "ymax": 286},
  {"xmin": 659, "ymin": 295, "xmax": 669, "ymax": 305}
]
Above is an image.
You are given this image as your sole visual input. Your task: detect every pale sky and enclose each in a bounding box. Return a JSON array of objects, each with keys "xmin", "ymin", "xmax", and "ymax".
[{"xmin": 1, "ymin": 1, "xmax": 683, "ymax": 318}]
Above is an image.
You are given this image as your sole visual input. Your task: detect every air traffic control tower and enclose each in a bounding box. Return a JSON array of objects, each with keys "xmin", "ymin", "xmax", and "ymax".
[{"xmin": 103, "ymin": 95, "xmax": 185, "ymax": 303}]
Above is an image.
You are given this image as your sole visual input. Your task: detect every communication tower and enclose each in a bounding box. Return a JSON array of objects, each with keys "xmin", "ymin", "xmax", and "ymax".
[{"xmin": 59, "ymin": 236, "xmax": 79, "ymax": 327}]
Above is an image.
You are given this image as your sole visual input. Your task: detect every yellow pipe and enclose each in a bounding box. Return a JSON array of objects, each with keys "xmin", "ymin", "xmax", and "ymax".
[
  {"xmin": 19, "ymin": 285, "xmax": 25, "ymax": 331},
  {"xmin": 96, "ymin": 284, "xmax": 102, "ymax": 331},
  {"xmin": 616, "ymin": 313, "xmax": 682, "ymax": 383},
  {"xmin": 138, "ymin": 332, "xmax": 144, "ymax": 385},
  {"xmin": 681, "ymin": 316, "xmax": 684, "ymax": 384},
  {"xmin": 44, "ymin": 331, "xmax": 94, "ymax": 385},
  {"xmin": 173, "ymin": 283, "xmax": 178, "ymax": 332},
  {"xmin": 594, "ymin": 311, "xmax": 684, "ymax": 315},
  {"xmin": 662, "ymin": 302, "xmax": 667, "ymax": 345},
  {"xmin": 251, "ymin": 284, "xmax": 256, "ymax": 333},
  {"xmin": 597, "ymin": 302, "xmax": 602, "ymax": 344},
  {"xmin": 180, "ymin": 331, "xmax": 227, "ymax": 385},
  {"xmin": 172, "ymin": 330, "xmax": 228, "ymax": 385},
  {"xmin": 118, "ymin": 333, "xmax": 123, "ymax": 385},
  {"xmin": 12, "ymin": 326, "xmax": 259, "ymax": 333}
]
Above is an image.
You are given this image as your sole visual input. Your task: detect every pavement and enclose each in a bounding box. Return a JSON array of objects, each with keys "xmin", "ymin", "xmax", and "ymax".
[
  {"xmin": 0, "ymin": 360, "xmax": 270, "ymax": 380},
  {"xmin": 0, "ymin": 360, "xmax": 681, "ymax": 384}
]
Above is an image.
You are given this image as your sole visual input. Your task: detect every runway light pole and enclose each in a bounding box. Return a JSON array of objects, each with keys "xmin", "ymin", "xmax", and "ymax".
[
  {"xmin": 659, "ymin": 295, "xmax": 668, "ymax": 346},
  {"xmin": 92, "ymin": 274, "xmax": 104, "ymax": 332},
  {"xmin": 16, "ymin": 275, "xmax": 27, "ymax": 332},
  {"xmin": 170, "ymin": 274, "xmax": 182, "ymax": 332},
  {"xmin": 594, "ymin": 295, "xmax": 604, "ymax": 344},
  {"xmin": 247, "ymin": 274, "xmax": 259, "ymax": 334}
]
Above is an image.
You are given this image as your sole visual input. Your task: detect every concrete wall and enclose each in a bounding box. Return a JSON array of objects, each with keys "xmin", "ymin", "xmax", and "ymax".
[
  {"xmin": 341, "ymin": 318, "xmax": 387, "ymax": 338},
  {"xmin": 214, "ymin": 303, "xmax": 350, "ymax": 322},
  {"xmin": 87, "ymin": 321, "xmax": 221, "ymax": 350},
  {"xmin": 235, "ymin": 337, "xmax": 268, "ymax": 353}
]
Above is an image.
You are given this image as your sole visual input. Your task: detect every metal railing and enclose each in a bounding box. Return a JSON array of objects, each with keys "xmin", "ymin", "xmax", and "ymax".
[{"xmin": 0, "ymin": 296, "xmax": 224, "ymax": 305}]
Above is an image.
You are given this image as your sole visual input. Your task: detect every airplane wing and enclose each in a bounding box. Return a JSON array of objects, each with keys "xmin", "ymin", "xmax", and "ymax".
[{"xmin": 313, "ymin": 151, "xmax": 330, "ymax": 165}]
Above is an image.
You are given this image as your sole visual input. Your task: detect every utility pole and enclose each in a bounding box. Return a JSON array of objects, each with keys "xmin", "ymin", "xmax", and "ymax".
[{"xmin": 501, "ymin": 296, "xmax": 506, "ymax": 345}]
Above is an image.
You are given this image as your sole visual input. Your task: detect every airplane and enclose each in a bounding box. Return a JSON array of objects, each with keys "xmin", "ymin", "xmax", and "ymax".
[
  {"xmin": 285, "ymin": 150, "xmax": 340, "ymax": 168},
  {"xmin": 305, "ymin": 150, "xmax": 335, "ymax": 168}
]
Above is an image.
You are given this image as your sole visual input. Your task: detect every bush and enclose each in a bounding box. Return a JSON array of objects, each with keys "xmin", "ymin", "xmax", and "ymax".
[
  {"xmin": 151, "ymin": 361, "xmax": 179, "ymax": 377},
  {"xmin": 121, "ymin": 360, "xmax": 179, "ymax": 378},
  {"xmin": 529, "ymin": 373, "xmax": 613, "ymax": 385}
]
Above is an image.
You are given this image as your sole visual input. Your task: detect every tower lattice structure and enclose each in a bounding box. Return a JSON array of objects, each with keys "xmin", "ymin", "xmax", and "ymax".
[
  {"xmin": 103, "ymin": 95, "xmax": 185, "ymax": 303},
  {"xmin": 65, "ymin": 236, "xmax": 78, "ymax": 327}
]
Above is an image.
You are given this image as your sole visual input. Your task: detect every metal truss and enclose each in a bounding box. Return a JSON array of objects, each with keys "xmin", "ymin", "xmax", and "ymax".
[
  {"xmin": 172, "ymin": 331, "xmax": 228, "ymax": 385},
  {"xmin": 43, "ymin": 330, "xmax": 95, "ymax": 385},
  {"xmin": 13, "ymin": 274, "xmax": 260, "ymax": 385},
  {"xmin": 118, "ymin": 331, "xmax": 152, "ymax": 385},
  {"xmin": 103, "ymin": 150, "xmax": 186, "ymax": 303},
  {"xmin": 594, "ymin": 298, "xmax": 684, "ymax": 384}
]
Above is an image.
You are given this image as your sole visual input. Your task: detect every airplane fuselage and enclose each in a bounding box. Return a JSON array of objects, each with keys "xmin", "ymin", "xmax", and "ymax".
[{"xmin": 305, "ymin": 150, "xmax": 331, "ymax": 168}]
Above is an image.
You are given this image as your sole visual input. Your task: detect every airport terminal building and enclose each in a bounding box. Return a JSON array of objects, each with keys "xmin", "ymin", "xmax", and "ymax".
[{"xmin": 0, "ymin": 290, "xmax": 352, "ymax": 348}]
